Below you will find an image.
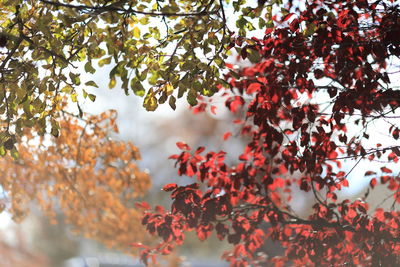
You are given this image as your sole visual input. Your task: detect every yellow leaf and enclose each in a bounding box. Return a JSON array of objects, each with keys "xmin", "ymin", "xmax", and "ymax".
[
  {"xmin": 109, "ymin": 77, "xmax": 116, "ymax": 89},
  {"xmin": 163, "ymin": 83, "xmax": 174, "ymax": 96},
  {"xmin": 143, "ymin": 89, "xmax": 158, "ymax": 111},
  {"xmin": 71, "ymin": 93, "xmax": 78, "ymax": 102},
  {"xmin": 133, "ymin": 27, "xmax": 140, "ymax": 38}
]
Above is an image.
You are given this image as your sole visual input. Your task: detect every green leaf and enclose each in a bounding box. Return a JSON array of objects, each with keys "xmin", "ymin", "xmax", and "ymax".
[
  {"xmin": 236, "ymin": 17, "xmax": 248, "ymax": 29},
  {"xmin": 139, "ymin": 17, "xmax": 149, "ymax": 25},
  {"xmin": 143, "ymin": 89, "xmax": 158, "ymax": 111},
  {"xmin": 136, "ymin": 68, "xmax": 148, "ymax": 81},
  {"xmin": 187, "ymin": 89, "xmax": 198, "ymax": 106},
  {"xmin": 258, "ymin": 18, "xmax": 266, "ymax": 28},
  {"xmin": 51, "ymin": 126, "xmax": 59, "ymax": 137},
  {"xmin": 69, "ymin": 72, "xmax": 81, "ymax": 85},
  {"xmin": 229, "ymin": 69, "xmax": 240, "ymax": 79},
  {"xmin": 85, "ymin": 81, "xmax": 99, "ymax": 88},
  {"xmin": 169, "ymin": 95, "xmax": 176, "ymax": 110},
  {"xmin": 304, "ymin": 22, "xmax": 317, "ymax": 37},
  {"xmin": 247, "ymin": 48, "xmax": 261, "ymax": 63},
  {"xmin": 131, "ymin": 78, "xmax": 145, "ymax": 97},
  {"xmin": 88, "ymin": 94, "xmax": 96, "ymax": 102},
  {"xmin": 84, "ymin": 61, "xmax": 96, "ymax": 74},
  {"xmin": 159, "ymin": 92, "xmax": 168, "ymax": 104},
  {"xmin": 98, "ymin": 57, "xmax": 112, "ymax": 67},
  {"xmin": 61, "ymin": 85, "xmax": 73, "ymax": 93}
]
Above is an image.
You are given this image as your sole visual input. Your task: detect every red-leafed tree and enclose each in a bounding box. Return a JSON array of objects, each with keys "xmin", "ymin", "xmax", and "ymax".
[{"xmin": 137, "ymin": 1, "xmax": 400, "ymax": 266}]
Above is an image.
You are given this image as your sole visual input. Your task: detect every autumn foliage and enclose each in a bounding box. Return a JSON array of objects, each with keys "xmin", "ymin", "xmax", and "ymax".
[
  {"xmin": 138, "ymin": 1, "xmax": 400, "ymax": 266},
  {"xmin": 0, "ymin": 107, "xmax": 151, "ymax": 250}
]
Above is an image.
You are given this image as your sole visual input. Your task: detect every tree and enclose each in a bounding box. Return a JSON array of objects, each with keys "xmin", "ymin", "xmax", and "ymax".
[
  {"xmin": 0, "ymin": 0, "xmax": 260, "ymax": 259},
  {"xmin": 0, "ymin": 0, "xmax": 241, "ymax": 254},
  {"xmin": 0, "ymin": 0, "xmax": 274, "ymax": 254},
  {"xmin": 137, "ymin": 1, "xmax": 400, "ymax": 266},
  {"xmin": 0, "ymin": 106, "xmax": 152, "ymax": 251},
  {"xmin": 2, "ymin": 0, "xmax": 400, "ymax": 265},
  {"xmin": 0, "ymin": 0, "xmax": 249, "ymax": 150}
]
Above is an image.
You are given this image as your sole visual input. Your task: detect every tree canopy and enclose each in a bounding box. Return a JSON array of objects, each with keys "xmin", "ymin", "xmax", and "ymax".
[
  {"xmin": 135, "ymin": 0, "xmax": 400, "ymax": 266},
  {"xmin": 1, "ymin": 0, "xmax": 400, "ymax": 266},
  {"xmin": 0, "ymin": 0, "xmax": 262, "ymax": 257},
  {"xmin": 0, "ymin": 0, "xmax": 248, "ymax": 255},
  {"xmin": 0, "ymin": 0, "xmax": 261, "ymax": 148}
]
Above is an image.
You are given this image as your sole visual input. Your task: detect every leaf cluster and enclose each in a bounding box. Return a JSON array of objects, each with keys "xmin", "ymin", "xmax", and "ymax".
[
  {"xmin": 0, "ymin": 106, "xmax": 151, "ymax": 250},
  {"xmin": 139, "ymin": 1, "xmax": 400, "ymax": 266}
]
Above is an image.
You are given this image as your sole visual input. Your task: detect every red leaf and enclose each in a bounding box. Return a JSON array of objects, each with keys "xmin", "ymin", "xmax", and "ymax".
[
  {"xmin": 135, "ymin": 201, "xmax": 151, "ymax": 210},
  {"xmin": 168, "ymin": 154, "xmax": 179, "ymax": 159},
  {"xmin": 247, "ymin": 83, "xmax": 261, "ymax": 94},
  {"xmin": 163, "ymin": 183, "xmax": 178, "ymax": 192},
  {"xmin": 392, "ymin": 146, "xmax": 400, "ymax": 156},
  {"xmin": 155, "ymin": 205, "xmax": 165, "ymax": 213},
  {"xmin": 290, "ymin": 18, "xmax": 299, "ymax": 31},
  {"xmin": 381, "ymin": 175, "xmax": 391, "ymax": 184},
  {"xmin": 381, "ymin": 167, "xmax": 392, "ymax": 173},
  {"xmin": 176, "ymin": 142, "xmax": 191, "ymax": 150},
  {"xmin": 337, "ymin": 10, "xmax": 352, "ymax": 29},
  {"xmin": 265, "ymin": 28, "xmax": 273, "ymax": 35},
  {"xmin": 195, "ymin": 146, "xmax": 205, "ymax": 154},
  {"xmin": 239, "ymin": 153, "xmax": 250, "ymax": 161},
  {"xmin": 370, "ymin": 178, "xmax": 377, "ymax": 189},
  {"xmin": 393, "ymin": 129, "xmax": 399, "ymax": 140},
  {"xmin": 388, "ymin": 152, "xmax": 399, "ymax": 162},
  {"xmin": 192, "ymin": 103, "xmax": 207, "ymax": 114},
  {"xmin": 347, "ymin": 208, "xmax": 357, "ymax": 219},
  {"xmin": 186, "ymin": 163, "xmax": 195, "ymax": 176},
  {"xmin": 226, "ymin": 96, "xmax": 244, "ymax": 113},
  {"xmin": 223, "ymin": 132, "xmax": 232, "ymax": 140}
]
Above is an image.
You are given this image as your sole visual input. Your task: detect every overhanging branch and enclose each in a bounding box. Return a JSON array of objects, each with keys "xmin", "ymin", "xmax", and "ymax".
[{"xmin": 39, "ymin": 0, "xmax": 217, "ymax": 17}]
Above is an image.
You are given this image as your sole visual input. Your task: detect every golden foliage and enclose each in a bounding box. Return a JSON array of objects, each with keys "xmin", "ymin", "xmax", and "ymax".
[{"xmin": 0, "ymin": 109, "xmax": 151, "ymax": 250}]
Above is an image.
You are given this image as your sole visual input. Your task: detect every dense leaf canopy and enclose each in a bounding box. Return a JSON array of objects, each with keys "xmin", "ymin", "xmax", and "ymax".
[
  {"xmin": 0, "ymin": 0, "xmax": 275, "ymax": 256},
  {"xmin": 137, "ymin": 0, "xmax": 400, "ymax": 266},
  {"xmin": 0, "ymin": 0, "xmax": 266, "ymax": 149},
  {"xmin": 2, "ymin": 0, "xmax": 400, "ymax": 266}
]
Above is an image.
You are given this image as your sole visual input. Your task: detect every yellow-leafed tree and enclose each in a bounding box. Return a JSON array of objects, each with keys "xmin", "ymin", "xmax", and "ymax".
[{"xmin": 0, "ymin": 108, "xmax": 151, "ymax": 251}]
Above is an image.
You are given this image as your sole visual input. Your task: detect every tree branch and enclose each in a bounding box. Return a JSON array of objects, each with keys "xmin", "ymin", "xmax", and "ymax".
[{"xmin": 39, "ymin": 0, "xmax": 217, "ymax": 17}]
